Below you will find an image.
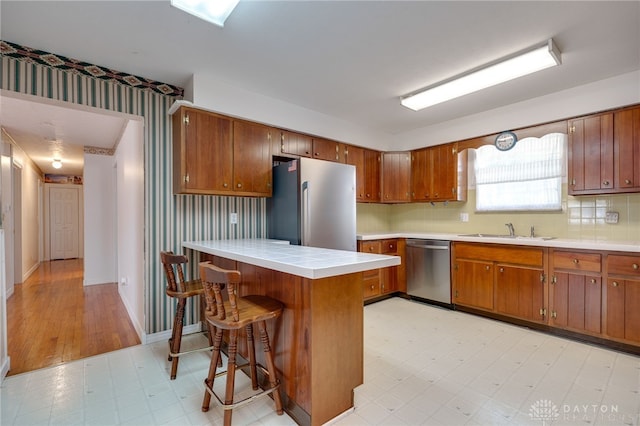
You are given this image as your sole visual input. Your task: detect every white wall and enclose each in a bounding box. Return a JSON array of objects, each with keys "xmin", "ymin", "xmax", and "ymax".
[
  {"xmin": 83, "ymin": 154, "xmax": 116, "ymax": 285},
  {"xmin": 19, "ymin": 154, "xmax": 42, "ymax": 282},
  {"xmin": 0, "ymin": 230, "xmax": 9, "ymax": 381},
  {"xmin": 189, "ymin": 73, "xmax": 391, "ymax": 151},
  {"xmin": 396, "ymin": 70, "xmax": 640, "ymax": 150},
  {"xmin": 188, "ymin": 70, "xmax": 640, "ymax": 152},
  {"xmin": 115, "ymin": 119, "xmax": 145, "ymax": 339}
]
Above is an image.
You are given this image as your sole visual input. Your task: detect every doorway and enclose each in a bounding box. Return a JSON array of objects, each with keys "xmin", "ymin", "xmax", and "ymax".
[{"xmin": 6, "ymin": 258, "xmax": 140, "ymax": 375}]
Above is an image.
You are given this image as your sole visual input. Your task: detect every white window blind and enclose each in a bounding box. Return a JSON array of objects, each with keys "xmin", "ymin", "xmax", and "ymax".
[{"xmin": 474, "ymin": 133, "xmax": 567, "ymax": 212}]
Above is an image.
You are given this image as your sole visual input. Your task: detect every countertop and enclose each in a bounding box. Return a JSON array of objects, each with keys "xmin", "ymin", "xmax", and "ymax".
[
  {"xmin": 357, "ymin": 232, "xmax": 640, "ymax": 253},
  {"xmin": 183, "ymin": 239, "xmax": 401, "ymax": 279}
]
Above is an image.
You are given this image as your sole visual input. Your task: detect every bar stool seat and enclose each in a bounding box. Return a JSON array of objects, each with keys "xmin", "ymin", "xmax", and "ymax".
[
  {"xmin": 199, "ymin": 261, "xmax": 284, "ymax": 426},
  {"xmin": 160, "ymin": 251, "xmax": 214, "ymax": 380}
]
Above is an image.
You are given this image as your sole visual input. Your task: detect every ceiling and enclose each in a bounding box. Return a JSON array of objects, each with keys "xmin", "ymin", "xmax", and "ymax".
[{"xmin": 1, "ymin": 1, "xmax": 639, "ymax": 175}]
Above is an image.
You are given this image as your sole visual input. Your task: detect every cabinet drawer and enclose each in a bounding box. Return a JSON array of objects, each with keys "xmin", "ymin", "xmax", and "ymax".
[
  {"xmin": 607, "ymin": 254, "xmax": 640, "ymax": 277},
  {"xmin": 360, "ymin": 241, "xmax": 381, "ymax": 254},
  {"xmin": 381, "ymin": 239, "xmax": 397, "ymax": 254},
  {"xmin": 363, "ymin": 276, "xmax": 380, "ymax": 298},
  {"xmin": 552, "ymin": 251, "xmax": 601, "ymax": 273}
]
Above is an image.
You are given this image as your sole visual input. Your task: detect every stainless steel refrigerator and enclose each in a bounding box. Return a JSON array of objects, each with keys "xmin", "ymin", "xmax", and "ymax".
[{"xmin": 267, "ymin": 157, "xmax": 357, "ymax": 251}]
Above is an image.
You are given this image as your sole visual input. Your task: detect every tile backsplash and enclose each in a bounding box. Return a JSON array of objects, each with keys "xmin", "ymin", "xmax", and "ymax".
[{"xmin": 357, "ymin": 187, "xmax": 640, "ymax": 242}]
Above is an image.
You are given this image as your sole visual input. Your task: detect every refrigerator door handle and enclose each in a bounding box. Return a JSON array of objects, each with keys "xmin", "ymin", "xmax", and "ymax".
[{"xmin": 301, "ymin": 181, "xmax": 309, "ymax": 246}]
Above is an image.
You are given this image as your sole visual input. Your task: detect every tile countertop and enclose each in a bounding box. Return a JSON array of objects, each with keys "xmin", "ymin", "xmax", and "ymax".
[
  {"xmin": 358, "ymin": 232, "xmax": 640, "ymax": 253},
  {"xmin": 183, "ymin": 239, "xmax": 401, "ymax": 280}
]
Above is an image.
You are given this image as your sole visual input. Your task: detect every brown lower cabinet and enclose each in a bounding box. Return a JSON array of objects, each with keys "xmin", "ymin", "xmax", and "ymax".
[
  {"xmin": 452, "ymin": 242, "xmax": 546, "ymax": 324},
  {"xmin": 452, "ymin": 242, "xmax": 639, "ymax": 350},
  {"xmin": 604, "ymin": 254, "xmax": 640, "ymax": 345},
  {"xmin": 358, "ymin": 239, "xmax": 406, "ymax": 301}
]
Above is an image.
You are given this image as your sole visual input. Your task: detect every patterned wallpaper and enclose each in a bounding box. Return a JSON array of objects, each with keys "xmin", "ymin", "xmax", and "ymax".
[{"xmin": 1, "ymin": 40, "xmax": 267, "ymax": 334}]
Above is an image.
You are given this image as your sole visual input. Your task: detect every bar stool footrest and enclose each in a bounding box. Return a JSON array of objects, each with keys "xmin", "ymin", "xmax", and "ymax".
[
  {"xmin": 204, "ymin": 363, "xmax": 280, "ymax": 411},
  {"xmin": 168, "ymin": 331, "xmax": 213, "ymax": 358}
]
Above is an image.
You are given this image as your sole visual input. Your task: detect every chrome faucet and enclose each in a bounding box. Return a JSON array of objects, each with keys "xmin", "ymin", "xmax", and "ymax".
[
  {"xmin": 505, "ymin": 223, "xmax": 515, "ymax": 237},
  {"xmin": 530, "ymin": 226, "xmax": 535, "ymax": 238}
]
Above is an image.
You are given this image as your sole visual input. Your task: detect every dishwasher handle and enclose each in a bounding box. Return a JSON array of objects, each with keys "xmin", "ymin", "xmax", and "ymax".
[{"xmin": 406, "ymin": 241, "xmax": 450, "ymax": 250}]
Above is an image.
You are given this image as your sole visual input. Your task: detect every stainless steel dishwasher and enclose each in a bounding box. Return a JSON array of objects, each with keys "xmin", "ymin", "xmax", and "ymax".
[{"xmin": 406, "ymin": 239, "xmax": 452, "ymax": 306}]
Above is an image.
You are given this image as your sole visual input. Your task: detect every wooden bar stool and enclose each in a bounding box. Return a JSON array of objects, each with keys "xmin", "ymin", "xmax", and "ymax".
[
  {"xmin": 199, "ymin": 261, "xmax": 284, "ymax": 425},
  {"xmin": 160, "ymin": 251, "xmax": 214, "ymax": 380}
]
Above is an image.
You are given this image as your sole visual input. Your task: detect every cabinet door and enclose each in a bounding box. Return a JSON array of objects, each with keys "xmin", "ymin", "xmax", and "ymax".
[
  {"xmin": 345, "ymin": 145, "xmax": 366, "ymax": 201},
  {"xmin": 178, "ymin": 108, "xmax": 233, "ymax": 193},
  {"xmin": 496, "ymin": 265, "xmax": 545, "ymax": 322},
  {"xmin": 605, "ymin": 278, "xmax": 640, "ymax": 343},
  {"xmin": 614, "ymin": 106, "xmax": 640, "ymax": 190},
  {"xmin": 233, "ymin": 120, "xmax": 273, "ymax": 196},
  {"xmin": 312, "ymin": 137, "xmax": 341, "ymax": 162},
  {"xmin": 381, "ymin": 152, "xmax": 411, "ymax": 202},
  {"xmin": 568, "ymin": 113, "xmax": 614, "ymax": 194},
  {"xmin": 551, "ymin": 272, "xmax": 601, "ymax": 334},
  {"xmin": 432, "ymin": 144, "xmax": 455, "ymax": 200},
  {"xmin": 453, "ymin": 259, "xmax": 494, "ymax": 310},
  {"xmin": 411, "ymin": 148, "xmax": 432, "ymax": 201},
  {"xmin": 364, "ymin": 149, "xmax": 381, "ymax": 202},
  {"xmin": 280, "ymin": 130, "xmax": 312, "ymax": 157}
]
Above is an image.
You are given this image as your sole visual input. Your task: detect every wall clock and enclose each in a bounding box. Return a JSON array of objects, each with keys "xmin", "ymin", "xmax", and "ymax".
[{"xmin": 495, "ymin": 131, "xmax": 517, "ymax": 151}]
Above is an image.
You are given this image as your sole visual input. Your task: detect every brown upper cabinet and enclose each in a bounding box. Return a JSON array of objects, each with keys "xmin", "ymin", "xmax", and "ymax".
[
  {"xmin": 312, "ymin": 137, "xmax": 344, "ymax": 162},
  {"xmin": 232, "ymin": 120, "xmax": 274, "ymax": 196},
  {"xmin": 614, "ymin": 106, "xmax": 640, "ymax": 191},
  {"xmin": 381, "ymin": 152, "xmax": 411, "ymax": 203},
  {"xmin": 345, "ymin": 145, "xmax": 381, "ymax": 202},
  {"xmin": 279, "ymin": 130, "xmax": 312, "ymax": 158},
  {"xmin": 569, "ymin": 106, "xmax": 640, "ymax": 195},
  {"xmin": 172, "ymin": 106, "xmax": 272, "ymax": 196},
  {"xmin": 411, "ymin": 142, "xmax": 467, "ymax": 202},
  {"xmin": 568, "ymin": 112, "xmax": 614, "ymax": 194}
]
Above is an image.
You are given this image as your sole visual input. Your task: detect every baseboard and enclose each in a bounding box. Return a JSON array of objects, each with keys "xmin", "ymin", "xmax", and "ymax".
[
  {"xmin": 143, "ymin": 323, "xmax": 203, "ymax": 345},
  {"xmin": 1, "ymin": 355, "xmax": 10, "ymax": 383},
  {"xmin": 23, "ymin": 261, "xmax": 39, "ymax": 283},
  {"xmin": 117, "ymin": 290, "xmax": 145, "ymax": 343}
]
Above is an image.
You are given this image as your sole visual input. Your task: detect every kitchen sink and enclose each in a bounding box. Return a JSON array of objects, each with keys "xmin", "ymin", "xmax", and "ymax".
[{"xmin": 459, "ymin": 233, "xmax": 556, "ymax": 241}]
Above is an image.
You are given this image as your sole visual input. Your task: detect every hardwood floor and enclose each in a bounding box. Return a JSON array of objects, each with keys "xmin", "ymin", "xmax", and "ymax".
[{"xmin": 6, "ymin": 259, "xmax": 141, "ymax": 376}]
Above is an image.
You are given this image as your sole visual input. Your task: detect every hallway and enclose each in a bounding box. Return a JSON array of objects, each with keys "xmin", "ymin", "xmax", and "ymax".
[{"xmin": 6, "ymin": 259, "xmax": 140, "ymax": 376}]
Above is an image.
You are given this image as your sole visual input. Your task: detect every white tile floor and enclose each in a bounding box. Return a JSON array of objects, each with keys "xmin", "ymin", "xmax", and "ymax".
[{"xmin": 2, "ymin": 297, "xmax": 639, "ymax": 425}]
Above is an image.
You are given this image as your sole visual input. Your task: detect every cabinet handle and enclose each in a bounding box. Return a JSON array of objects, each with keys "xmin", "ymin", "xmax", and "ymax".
[
  {"xmin": 625, "ymin": 179, "xmax": 632, "ymax": 185},
  {"xmin": 223, "ymin": 183, "xmax": 228, "ymax": 188},
  {"xmin": 571, "ymin": 178, "xmax": 576, "ymax": 186},
  {"xmin": 612, "ymin": 281, "xmax": 619, "ymax": 287},
  {"xmin": 573, "ymin": 259, "xmax": 579, "ymax": 264},
  {"xmin": 499, "ymin": 267, "xmax": 504, "ymax": 273},
  {"xmin": 590, "ymin": 278, "xmax": 596, "ymax": 284},
  {"xmin": 485, "ymin": 265, "xmax": 490, "ymax": 271},
  {"xmin": 237, "ymin": 183, "xmax": 242, "ymax": 188},
  {"xmin": 370, "ymin": 285, "xmax": 375, "ymax": 290},
  {"xmin": 551, "ymin": 311, "xmax": 557, "ymax": 319},
  {"xmin": 633, "ymin": 263, "xmax": 639, "ymax": 270},
  {"xmin": 366, "ymin": 194, "xmax": 371, "ymax": 198},
  {"xmin": 603, "ymin": 180, "xmax": 610, "ymax": 186}
]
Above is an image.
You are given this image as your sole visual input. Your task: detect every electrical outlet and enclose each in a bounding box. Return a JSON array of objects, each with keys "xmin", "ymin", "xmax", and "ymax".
[
  {"xmin": 120, "ymin": 277, "xmax": 127, "ymax": 286},
  {"xmin": 460, "ymin": 213, "xmax": 469, "ymax": 222},
  {"xmin": 605, "ymin": 211, "xmax": 619, "ymax": 224},
  {"xmin": 230, "ymin": 213, "xmax": 238, "ymax": 224}
]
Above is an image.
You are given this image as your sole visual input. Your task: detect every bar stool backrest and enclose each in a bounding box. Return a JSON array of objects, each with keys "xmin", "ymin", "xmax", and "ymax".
[
  {"xmin": 161, "ymin": 251, "xmax": 195, "ymax": 296},
  {"xmin": 199, "ymin": 261, "xmax": 241, "ymax": 322}
]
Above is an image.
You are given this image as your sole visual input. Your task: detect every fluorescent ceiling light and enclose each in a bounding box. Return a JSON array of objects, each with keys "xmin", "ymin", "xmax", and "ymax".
[
  {"xmin": 52, "ymin": 159, "xmax": 62, "ymax": 169},
  {"xmin": 171, "ymin": 0, "xmax": 239, "ymax": 27},
  {"xmin": 401, "ymin": 39, "xmax": 561, "ymax": 111}
]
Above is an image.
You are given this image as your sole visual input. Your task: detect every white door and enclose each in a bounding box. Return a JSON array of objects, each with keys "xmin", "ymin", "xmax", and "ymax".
[{"xmin": 50, "ymin": 187, "xmax": 79, "ymax": 259}]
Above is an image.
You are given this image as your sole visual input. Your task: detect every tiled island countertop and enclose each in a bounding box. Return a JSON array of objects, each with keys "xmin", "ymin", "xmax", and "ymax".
[{"xmin": 183, "ymin": 238, "xmax": 400, "ymax": 279}]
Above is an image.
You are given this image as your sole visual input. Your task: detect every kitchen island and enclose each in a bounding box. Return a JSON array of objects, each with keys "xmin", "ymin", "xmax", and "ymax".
[{"xmin": 182, "ymin": 239, "xmax": 400, "ymax": 426}]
